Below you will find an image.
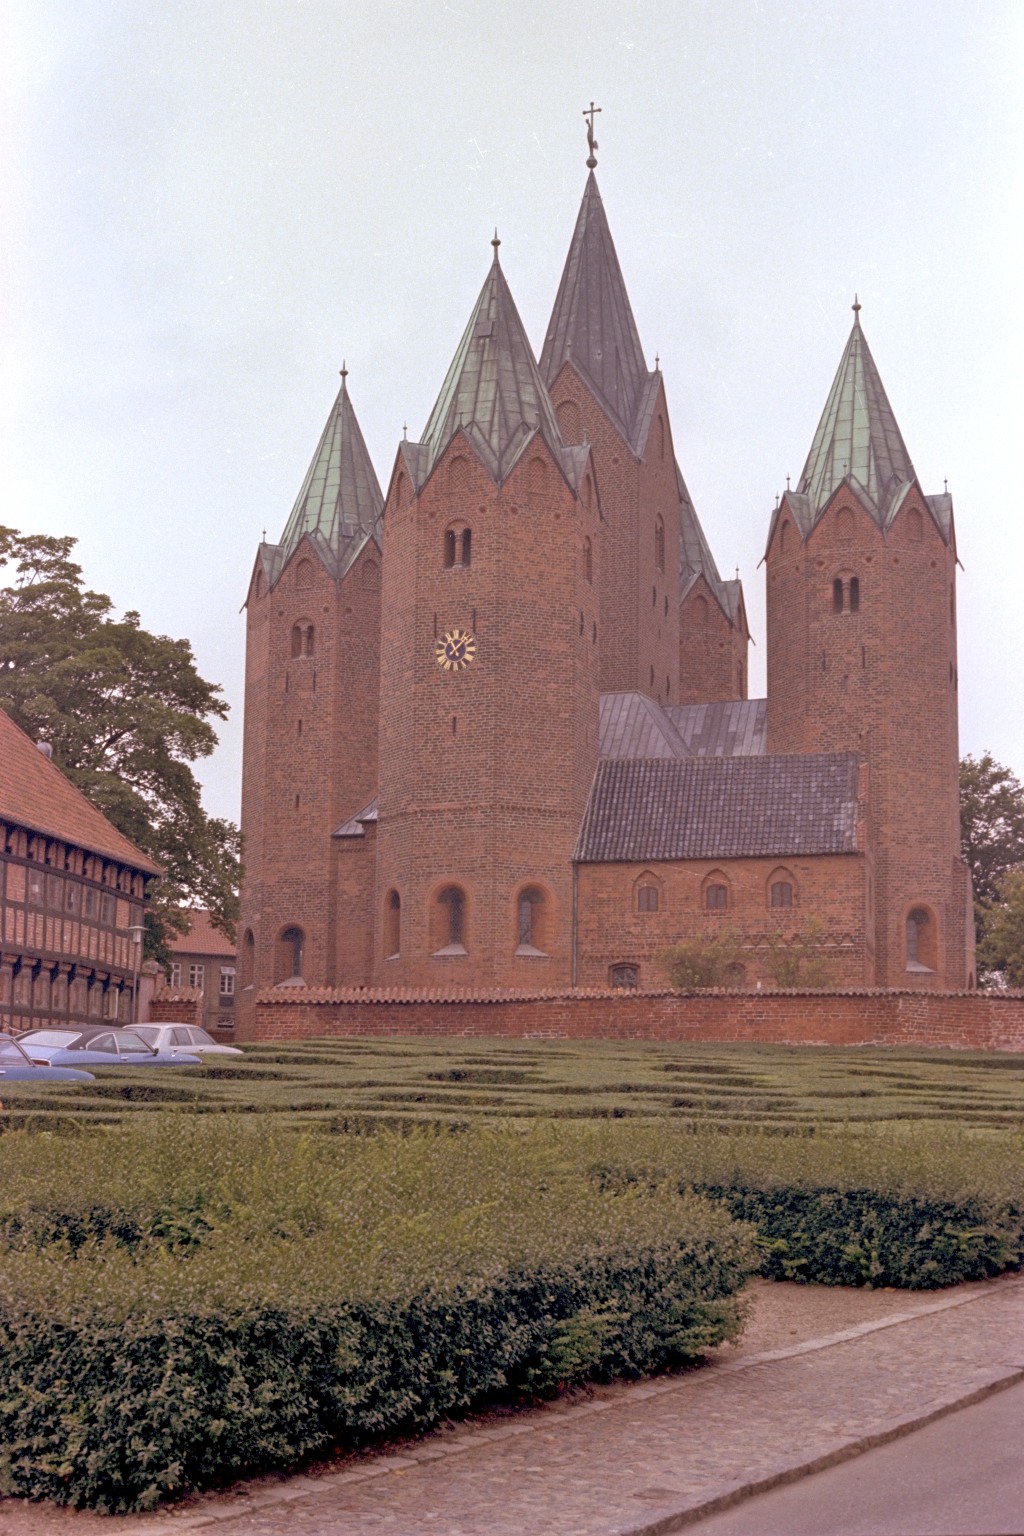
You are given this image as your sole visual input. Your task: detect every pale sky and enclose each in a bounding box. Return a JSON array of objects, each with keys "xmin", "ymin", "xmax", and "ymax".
[{"xmin": 2, "ymin": 0, "xmax": 1022, "ymax": 824}]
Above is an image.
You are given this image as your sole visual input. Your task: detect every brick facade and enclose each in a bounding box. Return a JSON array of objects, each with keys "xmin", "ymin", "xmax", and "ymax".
[{"xmin": 237, "ymin": 161, "xmax": 975, "ymax": 1033}]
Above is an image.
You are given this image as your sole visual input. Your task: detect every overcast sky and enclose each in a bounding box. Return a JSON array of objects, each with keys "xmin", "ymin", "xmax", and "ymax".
[{"xmin": 3, "ymin": 0, "xmax": 1022, "ymax": 824}]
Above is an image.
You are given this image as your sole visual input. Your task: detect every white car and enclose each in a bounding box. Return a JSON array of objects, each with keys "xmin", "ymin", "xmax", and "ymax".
[{"xmin": 133, "ymin": 1024, "xmax": 243, "ymax": 1057}]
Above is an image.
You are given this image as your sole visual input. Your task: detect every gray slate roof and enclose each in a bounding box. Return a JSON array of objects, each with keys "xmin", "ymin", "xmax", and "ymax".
[
  {"xmin": 540, "ymin": 172, "xmax": 651, "ymax": 450},
  {"xmin": 332, "ymin": 797, "xmax": 378, "ymax": 839},
  {"xmin": 667, "ymin": 699, "xmax": 767, "ymax": 758},
  {"xmin": 577, "ymin": 753, "xmax": 860, "ymax": 863},
  {"xmin": 415, "ymin": 249, "xmax": 569, "ymax": 489},
  {"xmin": 260, "ymin": 377, "xmax": 383, "ymax": 589},
  {"xmin": 678, "ymin": 467, "xmax": 739, "ymax": 622}
]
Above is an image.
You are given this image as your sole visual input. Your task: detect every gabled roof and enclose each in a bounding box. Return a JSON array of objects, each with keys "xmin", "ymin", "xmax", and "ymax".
[
  {"xmin": 599, "ymin": 693, "xmax": 693, "ymax": 760},
  {"xmin": 795, "ymin": 308, "xmax": 918, "ymax": 531},
  {"xmin": 540, "ymin": 172, "xmax": 651, "ymax": 449},
  {"xmin": 168, "ymin": 910, "xmax": 235, "ymax": 958},
  {"xmin": 261, "ymin": 375, "xmax": 383, "ymax": 589},
  {"xmin": 414, "ymin": 246, "xmax": 567, "ymax": 488},
  {"xmin": 577, "ymin": 753, "xmax": 861, "ymax": 863},
  {"xmin": 0, "ymin": 708, "xmax": 160, "ymax": 874}
]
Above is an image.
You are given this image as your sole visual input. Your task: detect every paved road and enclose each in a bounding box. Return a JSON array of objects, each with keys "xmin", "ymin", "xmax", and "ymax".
[{"xmin": 689, "ymin": 1376, "xmax": 1024, "ymax": 1535}]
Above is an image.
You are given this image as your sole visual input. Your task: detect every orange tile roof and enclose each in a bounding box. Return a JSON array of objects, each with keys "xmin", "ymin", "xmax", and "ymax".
[
  {"xmin": 0, "ymin": 707, "xmax": 160, "ymax": 874},
  {"xmin": 168, "ymin": 909, "xmax": 235, "ymax": 957}
]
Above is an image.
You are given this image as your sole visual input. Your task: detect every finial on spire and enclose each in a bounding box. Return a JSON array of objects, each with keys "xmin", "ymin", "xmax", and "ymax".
[
  {"xmin": 491, "ymin": 228, "xmax": 501, "ymax": 258},
  {"xmin": 944, "ymin": 476, "xmax": 948, "ymax": 493},
  {"xmin": 852, "ymin": 294, "xmax": 862, "ymax": 319},
  {"xmin": 655, "ymin": 352, "xmax": 660, "ymax": 372},
  {"xmin": 403, "ymin": 422, "xmax": 408, "ymax": 441},
  {"xmin": 583, "ymin": 101, "xmax": 601, "ymax": 168},
  {"xmin": 735, "ymin": 566, "xmax": 740, "ymax": 581},
  {"xmin": 786, "ymin": 474, "xmax": 790, "ymax": 490},
  {"xmin": 261, "ymin": 527, "xmax": 267, "ymax": 543},
  {"xmin": 340, "ymin": 360, "xmax": 348, "ymax": 381},
  {"xmin": 775, "ymin": 493, "xmax": 780, "ymax": 509}
]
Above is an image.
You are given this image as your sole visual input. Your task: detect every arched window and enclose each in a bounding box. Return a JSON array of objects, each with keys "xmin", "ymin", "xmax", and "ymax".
[
  {"xmin": 637, "ymin": 883, "xmax": 659, "ymax": 913},
  {"xmin": 657, "ymin": 415, "xmax": 666, "ymax": 460},
  {"xmin": 849, "ymin": 576, "xmax": 860, "ymax": 613},
  {"xmin": 295, "ymin": 559, "xmax": 313, "ymax": 591},
  {"xmin": 395, "ymin": 472, "xmax": 407, "ymax": 508},
  {"xmin": 779, "ymin": 520, "xmax": 790, "ymax": 554},
  {"xmin": 906, "ymin": 907, "xmax": 937, "ymax": 972},
  {"xmin": 832, "ymin": 577, "xmax": 844, "ymax": 613},
  {"xmin": 384, "ymin": 890, "xmax": 401, "ymax": 959},
  {"xmin": 610, "ymin": 962, "xmax": 639, "ymax": 989},
  {"xmin": 291, "ymin": 622, "xmax": 314, "ymax": 658},
  {"xmin": 275, "ymin": 926, "xmax": 304, "ymax": 983},
  {"xmin": 528, "ymin": 457, "xmax": 548, "ymax": 495},
  {"xmin": 770, "ymin": 879, "xmax": 794, "ymax": 909},
  {"xmin": 655, "ymin": 516, "xmax": 665, "ymax": 573},
  {"xmin": 583, "ymin": 537, "xmax": 592, "ymax": 584},
  {"xmin": 255, "ymin": 571, "xmax": 265, "ymax": 599},
  {"xmin": 362, "ymin": 559, "xmax": 379, "ymax": 590},
  {"xmin": 906, "ymin": 507, "xmax": 924, "ymax": 542},
  {"xmin": 556, "ymin": 399, "xmax": 581, "ymax": 442},
  {"xmin": 435, "ymin": 886, "xmax": 467, "ymax": 954},
  {"xmin": 516, "ymin": 886, "xmax": 547, "ymax": 954},
  {"xmin": 704, "ymin": 877, "xmax": 729, "ymax": 912},
  {"xmin": 444, "ymin": 524, "xmax": 471, "ymax": 568},
  {"xmin": 692, "ymin": 594, "xmax": 709, "ymax": 625},
  {"xmin": 241, "ymin": 929, "xmax": 255, "ymax": 986},
  {"xmin": 836, "ymin": 506, "xmax": 854, "ymax": 542},
  {"xmin": 449, "ymin": 455, "xmax": 469, "ymax": 492}
]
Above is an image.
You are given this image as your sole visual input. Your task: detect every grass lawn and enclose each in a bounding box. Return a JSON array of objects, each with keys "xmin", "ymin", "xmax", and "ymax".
[{"xmin": 4, "ymin": 1035, "xmax": 1024, "ymax": 1132}]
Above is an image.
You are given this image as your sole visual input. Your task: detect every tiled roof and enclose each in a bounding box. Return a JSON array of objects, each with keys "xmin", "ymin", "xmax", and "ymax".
[
  {"xmin": 260, "ymin": 375, "xmax": 383, "ymax": 590},
  {"xmin": 666, "ymin": 699, "xmax": 768, "ymax": 758},
  {"xmin": 168, "ymin": 910, "xmax": 235, "ymax": 957},
  {"xmin": 540, "ymin": 172, "xmax": 650, "ymax": 448},
  {"xmin": 577, "ymin": 753, "xmax": 860, "ymax": 863},
  {"xmin": 0, "ymin": 708, "xmax": 160, "ymax": 873},
  {"xmin": 415, "ymin": 248, "xmax": 568, "ymax": 488}
]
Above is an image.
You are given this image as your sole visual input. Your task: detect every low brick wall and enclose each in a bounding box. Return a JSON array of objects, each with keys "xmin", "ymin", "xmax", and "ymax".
[
  {"xmin": 148, "ymin": 987, "xmax": 204, "ymax": 1028},
  {"xmin": 247, "ymin": 986, "xmax": 1024, "ymax": 1053}
]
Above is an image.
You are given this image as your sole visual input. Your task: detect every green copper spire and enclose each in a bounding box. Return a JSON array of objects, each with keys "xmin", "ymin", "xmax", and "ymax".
[
  {"xmin": 418, "ymin": 238, "xmax": 565, "ymax": 486},
  {"xmin": 272, "ymin": 370, "xmax": 383, "ymax": 584},
  {"xmin": 797, "ymin": 303, "xmax": 916, "ymax": 527}
]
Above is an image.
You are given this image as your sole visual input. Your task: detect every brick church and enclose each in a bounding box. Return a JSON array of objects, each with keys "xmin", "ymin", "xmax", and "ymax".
[{"xmin": 237, "ymin": 138, "xmax": 974, "ymax": 1033}]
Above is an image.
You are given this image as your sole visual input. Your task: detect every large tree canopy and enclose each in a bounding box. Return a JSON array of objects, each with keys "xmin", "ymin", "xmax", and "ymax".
[
  {"xmin": 0, "ymin": 527, "xmax": 240, "ymax": 957},
  {"xmin": 960, "ymin": 753, "xmax": 1024, "ymax": 911}
]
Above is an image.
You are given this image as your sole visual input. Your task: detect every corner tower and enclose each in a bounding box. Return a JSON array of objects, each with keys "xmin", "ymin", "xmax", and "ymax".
[
  {"xmin": 765, "ymin": 305, "xmax": 972, "ymax": 988},
  {"xmin": 374, "ymin": 239, "xmax": 600, "ymax": 987},
  {"xmin": 238, "ymin": 372, "xmax": 384, "ymax": 1029},
  {"xmin": 541, "ymin": 144, "xmax": 747, "ymax": 705}
]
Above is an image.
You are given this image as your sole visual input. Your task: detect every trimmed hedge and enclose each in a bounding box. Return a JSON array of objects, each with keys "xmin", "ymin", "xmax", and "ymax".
[{"xmin": 0, "ymin": 1122, "xmax": 754, "ymax": 1511}]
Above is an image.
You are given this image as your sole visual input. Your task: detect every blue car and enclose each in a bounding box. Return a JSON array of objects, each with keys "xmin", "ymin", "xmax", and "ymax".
[
  {"xmin": 0, "ymin": 1032, "xmax": 95, "ymax": 1083},
  {"xmin": 16, "ymin": 1027, "xmax": 201, "ymax": 1069}
]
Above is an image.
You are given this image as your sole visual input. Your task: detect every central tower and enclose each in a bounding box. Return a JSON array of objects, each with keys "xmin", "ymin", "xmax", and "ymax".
[{"xmin": 373, "ymin": 240, "xmax": 601, "ymax": 987}]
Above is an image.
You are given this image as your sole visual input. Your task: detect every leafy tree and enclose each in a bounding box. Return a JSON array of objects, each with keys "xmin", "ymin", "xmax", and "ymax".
[
  {"xmin": 0, "ymin": 527, "xmax": 240, "ymax": 956},
  {"xmin": 763, "ymin": 918, "xmax": 831, "ymax": 989},
  {"xmin": 960, "ymin": 753, "xmax": 1024, "ymax": 911},
  {"xmin": 663, "ymin": 931, "xmax": 745, "ymax": 989},
  {"xmin": 977, "ymin": 869, "xmax": 1024, "ymax": 987}
]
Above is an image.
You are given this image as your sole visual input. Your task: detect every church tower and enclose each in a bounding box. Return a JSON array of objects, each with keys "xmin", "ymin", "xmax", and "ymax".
[
  {"xmin": 540, "ymin": 145, "xmax": 748, "ymax": 706},
  {"xmin": 765, "ymin": 305, "xmax": 972, "ymax": 988},
  {"xmin": 237, "ymin": 373, "xmax": 383, "ymax": 1029},
  {"xmin": 373, "ymin": 239, "xmax": 601, "ymax": 988}
]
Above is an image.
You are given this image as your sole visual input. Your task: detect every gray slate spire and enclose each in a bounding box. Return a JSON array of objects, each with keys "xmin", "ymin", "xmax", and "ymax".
[
  {"xmin": 266, "ymin": 374, "xmax": 383, "ymax": 587},
  {"xmin": 540, "ymin": 171, "xmax": 649, "ymax": 446},
  {"xmin": 797, "ymin": 309, "xmax": 916, "ymax": 528},
  {"xmin": 417, "ymin": 243, "xmax": 566, "ymax": 487}
]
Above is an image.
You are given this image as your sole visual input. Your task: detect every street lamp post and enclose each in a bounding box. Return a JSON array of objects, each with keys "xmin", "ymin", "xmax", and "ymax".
[{"xmin": 128, "ymin": 924, "xmax": 146, "ymax": 1027}]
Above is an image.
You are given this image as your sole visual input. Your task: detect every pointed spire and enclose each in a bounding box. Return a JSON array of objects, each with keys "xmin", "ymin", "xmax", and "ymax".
[
  {"xmin": 275, "ymin": 370, "xmax": 384, "ymax": 579},
  {"xmin": 796, "ymin": 309, "xmax": 916, "ymax": 527},
  {"xmin": 419, "ymin": 252, "xmax": 564, "ymax": 485},
  {"xmin": 540, "ymin": 172, "xmax": 649, "ymax": 445}
]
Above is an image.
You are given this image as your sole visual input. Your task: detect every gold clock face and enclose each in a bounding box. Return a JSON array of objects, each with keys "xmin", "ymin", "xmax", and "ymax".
[{"xmin": 435, "ymin": 628, "xmax": 477, "ymax": 672}]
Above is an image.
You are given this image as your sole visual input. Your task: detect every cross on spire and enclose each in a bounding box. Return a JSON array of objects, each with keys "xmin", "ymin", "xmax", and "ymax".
[{"xmin": 583, "ymin": 101, "xmax": 601, "ymax": 168}]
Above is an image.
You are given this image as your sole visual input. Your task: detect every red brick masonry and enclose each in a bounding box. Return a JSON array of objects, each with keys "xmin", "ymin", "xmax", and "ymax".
[{"xmin": 249, "ymin": 987, "xmax": 1024, "ymax": 1052}]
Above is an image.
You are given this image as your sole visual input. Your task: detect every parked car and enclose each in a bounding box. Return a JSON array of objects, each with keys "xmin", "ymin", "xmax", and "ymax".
[
  {"xmin": 132, "ymin": 1024, "xmax": 243, "ymax": 1057},
  {"xmin": 0, "ymin": 1032, "xmax": 95, "ymax": 1083},
  {"xmin": 16, "ymin": 1027, "xmax": 201, "ymax": 1068}
]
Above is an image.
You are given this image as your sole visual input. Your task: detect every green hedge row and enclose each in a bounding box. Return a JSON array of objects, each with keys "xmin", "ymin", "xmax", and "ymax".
[{"xmin": 0, "ymin": 1123, "xmax": 755, "ymax": 1512}]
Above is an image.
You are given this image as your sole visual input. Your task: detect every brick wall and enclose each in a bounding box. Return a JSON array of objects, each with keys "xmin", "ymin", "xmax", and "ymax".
[
  {"xmin": 149, "ymin": 987, "xmax": 204, "ymax": 1028},
  {"xmin": 248, "ymin": 987, "xmax": 1024, "ymax": 1053},
  {"xmin": 678, "ymin": 579, "xmax": 746, "ymax": 704}
]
